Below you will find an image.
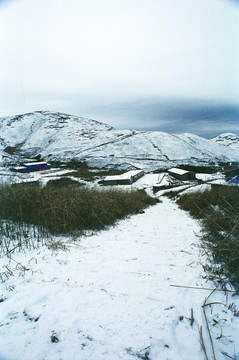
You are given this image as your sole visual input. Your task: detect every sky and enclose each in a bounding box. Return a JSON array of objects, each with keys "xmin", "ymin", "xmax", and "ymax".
[{"xmin": 0, "ymin": 0, "xmax": 238, "ymax": 137}]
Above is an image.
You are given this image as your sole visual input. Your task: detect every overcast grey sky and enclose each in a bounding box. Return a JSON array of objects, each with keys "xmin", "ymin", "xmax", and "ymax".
[{"xmin": 0, "ymin": 0, "xmax": 238, "ymax": 137}]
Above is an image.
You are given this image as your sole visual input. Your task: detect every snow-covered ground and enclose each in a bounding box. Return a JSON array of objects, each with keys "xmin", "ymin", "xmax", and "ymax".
[{"xmin": 0, "ymin": 196, "xmax": 238, "ymax": 360}]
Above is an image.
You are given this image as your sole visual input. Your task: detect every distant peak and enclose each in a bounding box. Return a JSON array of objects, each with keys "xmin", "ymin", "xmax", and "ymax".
[{"xmin": 213, "ymin": 133, "xmax": 239, "ymax": 139}]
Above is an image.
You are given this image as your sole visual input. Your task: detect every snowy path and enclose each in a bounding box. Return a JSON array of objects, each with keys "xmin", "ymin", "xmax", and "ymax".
[{"xmin": 0, "ymin": 198, "xmax": 238, "ymax": 360}]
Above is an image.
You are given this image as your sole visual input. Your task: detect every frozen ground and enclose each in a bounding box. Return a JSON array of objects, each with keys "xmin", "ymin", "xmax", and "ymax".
[{"xmin": 0, "ymin": 196, "xmax": 238, "ymax": 360}]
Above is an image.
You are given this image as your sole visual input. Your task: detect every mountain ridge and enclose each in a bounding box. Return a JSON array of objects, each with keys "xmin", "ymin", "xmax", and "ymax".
[
  {"xmin": 211, "ymin": 133, "xmax": 239, "ymax": 150},
  {"xmin": 1, "ymin": 111, "xmax": 239, "ymax": 171}
]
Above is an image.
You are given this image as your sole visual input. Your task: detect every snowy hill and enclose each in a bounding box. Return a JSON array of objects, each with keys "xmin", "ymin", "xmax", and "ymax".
[
  {"xmin": 1, "ymin": 111, "xmax": 239, "ymax": 170},
  {"xmin": 211, "ymin": 133, "xmax": 239, "ymax": 150}
]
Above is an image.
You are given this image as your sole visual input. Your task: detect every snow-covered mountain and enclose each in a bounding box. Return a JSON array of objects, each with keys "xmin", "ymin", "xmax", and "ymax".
[
  {"xmin": 211, "ymin": 133, "xmax": 239, "ymax": 150},
  {"xmin": 1, "ymin": 111, "xmax": 239, "ymax": 170}
]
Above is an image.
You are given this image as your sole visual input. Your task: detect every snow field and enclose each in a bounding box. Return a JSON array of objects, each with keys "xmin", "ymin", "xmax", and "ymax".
[{"xmin": 0, "ymin": 198, "xmax": 238, "ymax": 360}]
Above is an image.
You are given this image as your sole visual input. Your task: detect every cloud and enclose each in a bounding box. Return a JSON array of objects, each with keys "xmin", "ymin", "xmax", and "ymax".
[
  {"xmin": 0, "ymin": 0, "xmax": 238, "ymax": 137},
  {"xmin": 84, "ymin": 99, "xmax": 239, "ymax": 136}
]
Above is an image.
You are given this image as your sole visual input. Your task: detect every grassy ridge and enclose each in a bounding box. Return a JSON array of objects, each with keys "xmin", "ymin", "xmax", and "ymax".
[
  {"xmin": 177, "ymin": 186, "xmax": 239, "ymax": 289},
  {"xmin": 0, "ymin": 185, "xmax": 158, "ymax": 235}
]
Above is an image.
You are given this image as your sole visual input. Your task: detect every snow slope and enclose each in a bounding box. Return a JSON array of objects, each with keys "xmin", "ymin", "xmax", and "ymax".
[
  {"xmin": 212, "ymin": 133, "xmax": 239, "ymax": 150},
  {"xmin": 0, "ymin": 198, "xmax": 238, "ymax": 360},
  {"xmin": 1, "ymin": 111, "xmax": 239, "ymax": 170}
]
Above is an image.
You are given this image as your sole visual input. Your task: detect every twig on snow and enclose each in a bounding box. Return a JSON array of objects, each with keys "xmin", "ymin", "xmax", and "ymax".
[
  {"xmin": 199, "ymin": 326, "xmax": 209, "ymax": 360},
  {"xmin": 190, "ymin": 308, "xmax": 194, "ymax": 326},
  {"xmin": 170, "ymin": 284, "xmax": 234, "ymax": 293},
  {"xmin": 203, "ymin": 290, "xmax": 217, "ymax": 360}
]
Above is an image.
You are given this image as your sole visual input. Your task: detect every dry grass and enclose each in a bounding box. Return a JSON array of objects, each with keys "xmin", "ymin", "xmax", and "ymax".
[
  {"xmin": 177, "ymin": 186, "xmax": 239, "ymax": 290},
  {"xmin": 45, "ymin": 178, "xmax": 85, "ymax": 188},
  {"xmin": 0, "ymin": 184, "xmax": 158, "ymax": 239},
  {"xmin": 53, "ymin": 161, "xmax": 126, "ymax": 181}
]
